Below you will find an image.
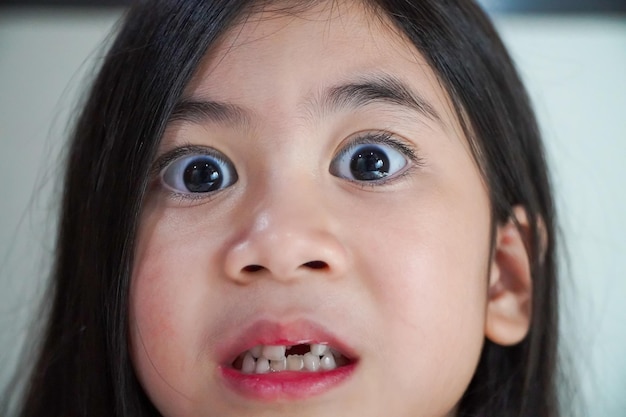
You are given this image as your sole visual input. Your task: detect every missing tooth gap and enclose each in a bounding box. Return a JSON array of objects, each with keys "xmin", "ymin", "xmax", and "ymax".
[{"xmin": 286, "ymin": 344, "xmax": 310, "ymax": 355}]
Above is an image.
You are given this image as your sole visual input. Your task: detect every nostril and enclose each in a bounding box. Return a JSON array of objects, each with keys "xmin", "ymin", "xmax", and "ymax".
[
  {"xmin": 243, "ymin": 265, "xmax": 265, "ymax": 273},
  {"xmin": 302, "ymin": 260, "xmax": 328, "ymax": 270}
]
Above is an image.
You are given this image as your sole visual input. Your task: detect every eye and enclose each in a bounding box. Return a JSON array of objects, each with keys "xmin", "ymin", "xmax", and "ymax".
[
  {"xmin": 160, "ymin": 150, "xmax": 237, "ymax": 194},
  {"xmin": 330, "ymin": 134, "xmax": 411, "ymax": 182}
]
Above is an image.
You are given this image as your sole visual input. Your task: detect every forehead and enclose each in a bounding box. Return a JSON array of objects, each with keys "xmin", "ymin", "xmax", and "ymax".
[{"xmin": 181, "ymin": 0, "xmax": 459, "ymax": 134}]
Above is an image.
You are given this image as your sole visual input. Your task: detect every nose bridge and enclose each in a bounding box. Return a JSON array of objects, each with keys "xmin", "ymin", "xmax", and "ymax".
[
  {"xmin": 262, "ymin": 171, "xmax": 323, "ymax": 227},
  {"xmin": 223, "ymin": 171, "xmax": 348, "ymax": 283}
]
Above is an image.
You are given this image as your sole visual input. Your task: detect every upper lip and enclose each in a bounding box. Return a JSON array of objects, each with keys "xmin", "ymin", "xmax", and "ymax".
[{"xmin": 215, "ymin": 318, "xmax": 357, "ymax": 367}]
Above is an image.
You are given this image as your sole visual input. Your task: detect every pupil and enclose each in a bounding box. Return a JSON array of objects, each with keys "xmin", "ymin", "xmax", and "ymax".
[
  {"xmin": 350, "ymin": 146, "xmax": 390, "ymax": 180},
  {"xmin": 183, "ymin": 159, "xmax": 222, "ymax": 192}
]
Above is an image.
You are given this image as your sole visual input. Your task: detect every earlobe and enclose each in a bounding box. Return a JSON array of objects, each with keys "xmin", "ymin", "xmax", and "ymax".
[{"xmin": 485, "ymin": 206, "xmax": 536, "ymax": 346}]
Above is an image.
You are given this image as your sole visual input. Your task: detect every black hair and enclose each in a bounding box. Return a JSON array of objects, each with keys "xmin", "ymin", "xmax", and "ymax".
[{"xmin": 2, "ymin": 1, "xmax": 561, "ymax": 416}]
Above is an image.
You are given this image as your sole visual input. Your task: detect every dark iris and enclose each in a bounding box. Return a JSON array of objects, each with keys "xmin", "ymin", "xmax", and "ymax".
[
  {"xmin": 183, "ymin": 158, "xmax": 222, "ymax": 192},
  {"xmin": 349, "ymin": 146, "xmax": 390, "ymax": 180}
]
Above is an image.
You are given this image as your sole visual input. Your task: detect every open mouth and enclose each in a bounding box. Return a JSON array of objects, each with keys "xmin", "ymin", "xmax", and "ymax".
[{"xmin": 232, "ymin": 343, "xmax": 351, "ymax": 374}]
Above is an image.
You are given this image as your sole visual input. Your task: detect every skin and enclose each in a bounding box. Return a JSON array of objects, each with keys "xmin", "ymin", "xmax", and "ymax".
[{"xmin": 130, "ymin": 2, "xmax": 531, "ymax": 416}]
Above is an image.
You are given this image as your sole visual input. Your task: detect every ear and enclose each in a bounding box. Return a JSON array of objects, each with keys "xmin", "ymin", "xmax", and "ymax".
[{"xmin": 485, "ymin": 206, "xmax": 537, "ymax": 346}]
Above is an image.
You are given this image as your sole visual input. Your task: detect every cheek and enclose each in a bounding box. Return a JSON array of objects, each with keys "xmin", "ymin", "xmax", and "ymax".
[
  {"xmin": 374, "ymin": 210, "xmax": 490, "ymax": 337},
  {"xmin": 128, "ymin": 209, "xmax": 223, "ymax": 414},
  {"xmin": 357, "ymin": 159, "xmax": 492, "ymax": 411},
  {"xmin": 129, "ymin": 244, "xmax": 192, "ymax": 410}
]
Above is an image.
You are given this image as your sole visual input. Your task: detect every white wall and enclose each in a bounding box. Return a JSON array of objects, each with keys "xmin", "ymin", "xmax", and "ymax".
[
  {"xmin": 1, "ymin": 8, "xmax": 624, "ymax": 416},
  {"xmin": 495, "ymin": 15, "xmax": 626, "ymax": 416},
  {"xmin": 0, "ymin": 7, "xmax": 123, "ymax": 403}
]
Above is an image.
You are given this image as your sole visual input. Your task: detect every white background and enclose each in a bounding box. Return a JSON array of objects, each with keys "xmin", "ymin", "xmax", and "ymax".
[{"xmin": 1, "ymin": 8, "xmax": 624, "ymax": 416}]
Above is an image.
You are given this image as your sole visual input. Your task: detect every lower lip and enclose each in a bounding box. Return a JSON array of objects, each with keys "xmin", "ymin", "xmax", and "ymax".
[{"xmin": 219, "ymin": 364, "xmax": 357, "ymax": 401}]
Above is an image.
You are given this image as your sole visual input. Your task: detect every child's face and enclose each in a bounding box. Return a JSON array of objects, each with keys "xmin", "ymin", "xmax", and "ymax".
[{"xmin": 130, "ymin": 2, "xmax": 494, "ymax": 416}]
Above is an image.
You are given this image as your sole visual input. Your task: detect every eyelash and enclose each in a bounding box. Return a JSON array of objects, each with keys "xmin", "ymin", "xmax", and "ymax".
[
  {"xmin": 336, "ymin": 131, "xmax": 424, "ymax": 187},
  {"xmin": 150, "ymin": 132, "xmax": 425, "ymax": 200},
  {"xmin": 344, "ymin": 131, "xmax": 418, "ymax": 160},
  {"xmin": 150, "ymin": 144, "xmax": 230, "ymax": 202}
]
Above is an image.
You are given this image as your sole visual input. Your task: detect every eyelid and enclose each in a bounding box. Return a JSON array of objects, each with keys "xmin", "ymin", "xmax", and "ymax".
[
  {"xmin": 150, "ymin": 144, "xmax": 237, "ymax": 202},
  {"xmin": 151, "ymin": 144, "xmax": 217, "ymax": 178},
  {"xmin": 339, "ymin": 131, "xmax": 423, "ymax": 165},
  {"xmin": 329, "ymin": 130, "xmax": 425, "ymax": 187}
]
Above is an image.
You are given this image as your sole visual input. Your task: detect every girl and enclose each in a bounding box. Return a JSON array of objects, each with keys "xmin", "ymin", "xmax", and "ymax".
[{"xmin": 3, "ymin": 0, "xmax": 562, "ymax": 416}]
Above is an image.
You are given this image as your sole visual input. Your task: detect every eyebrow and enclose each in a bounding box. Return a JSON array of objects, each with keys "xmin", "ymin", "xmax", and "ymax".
[
  {"xmin": 169, "ymin": 100, "xmax": 250, "ymax": 126},
  {"xmin": 168, "ymin": 74, "xmax": 440, "ymax": 126},
  {"xmin": 319, "ymin": 74, "xmax": 441, "ymax": 122}
]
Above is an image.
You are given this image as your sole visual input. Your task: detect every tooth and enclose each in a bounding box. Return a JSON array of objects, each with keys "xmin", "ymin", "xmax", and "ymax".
[
  {"xmin": 310, "ymin": 343, "xmax": 328, "ymax": 356},
  {"xmin": 320, "ymin": 353, "xmax": 336, "ymax": 370},
  {"xmin": 242, "ymin": 352, "xmax": 256, "ymax": 374},
  {"xmin": 262, "ymin": 345, "xmax": 286, "ymax": 361},
  {"xmin": 250, "ymin": 345, "xmax": 262, "ymax": 358},
  {"xmin": 255, "ymin": 358, "xmax": 270, "ymax": 374},
  {"xmin": 330, "ymin": 348, "xmax": 342, "ymax": 358},
  {"xmin": 303, "ymin": 352, "xmax": 320, "ymax": 371},
  {"xmin": 287, "ymin": 354, "xmax": 304, "ymax": 371},
  {"xmin": 270, "ymin": 358, "xmax": 287, "ymax": 372}
]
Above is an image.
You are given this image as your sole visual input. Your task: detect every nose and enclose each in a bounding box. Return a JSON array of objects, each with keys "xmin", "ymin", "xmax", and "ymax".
[{"xmin": 223, "ymin": 183, "xmax": 349, "ymax": 284}]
